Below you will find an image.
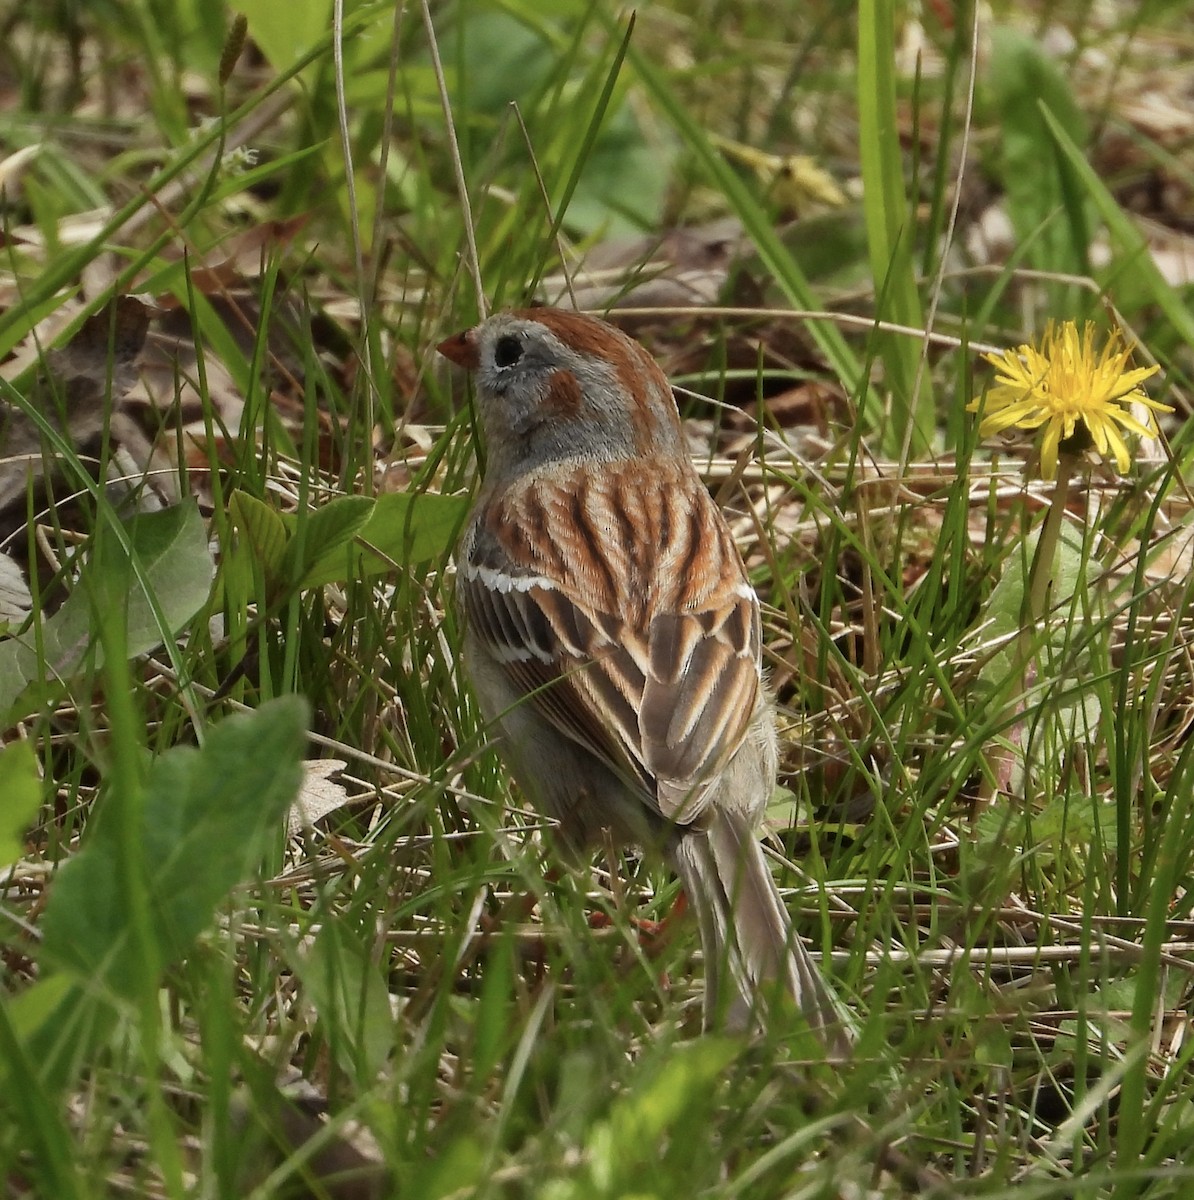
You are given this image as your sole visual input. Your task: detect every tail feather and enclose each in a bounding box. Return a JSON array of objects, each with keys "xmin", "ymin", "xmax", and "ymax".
[{"xmin": 671, "ymin": 812, "xmax": 852, "ymax": 1058}]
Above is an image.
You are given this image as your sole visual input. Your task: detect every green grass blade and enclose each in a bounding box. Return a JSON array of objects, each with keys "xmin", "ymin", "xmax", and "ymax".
[
  {"xmin": 857, "ymin": 0, "xmax": 932, "ymax": 456},
  {"xmin": 1041, "ymin": 104, "xmax": 1194, "ymax": 344},
  {"xmin": 620, "ymin": 27, "xmax": 864, "ymax": 404}
]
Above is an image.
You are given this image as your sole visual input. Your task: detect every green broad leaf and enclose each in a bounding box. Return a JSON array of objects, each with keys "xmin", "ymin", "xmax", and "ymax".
[
  {"xmin": 455, "ymin": 11, "xmax": 555, "ymax": 116},
  {"xmin": 0, "ymin": 974, "xmax": 110, "ymax": 1096},
  {"xmin": 972, "ymin": 1018, "xmax": 1014, "ymax": 1070},
  {"xmin": 3, "ymin": 975, "xmax": 77, "ymax": 1048},
  {"xmin": 0, "ymin": 501, "xmax": 214, "ymax": 719},
  {"xmin": 228, "ymin": 490, "xmax": 289, "ymax": 577},
  {"xmin": 1041, "ymin": 789, "xmax": 1120, "ymax": 854},
  {"xmin": 975, "ymin": 523, "xmax": 1086, "ymax": 703},
  {"xmin": 565, "ymin": 1038, "xmax": 737, "ymax": 1196},
  {"xmin": 605, "ymin": 1038, "xmax": 738, "ymax": 1157},
  {"xmin": 281, "ymin": 494, "xmax": 376, "ymax": 585},
  {"xmin": 0, "ymin": 741, "xmax": 39, "ymax": 867},
  {"xmin": 237, "ymin": 0, "xmax": 331, "ymax": 76},
  {"xmin": 782, "ymin": 207, "xmax": 872, "ymax": 288},
  {"xmin": 40, "ymin": 697, "xmax": 308, "ymax": 998},
  {"xmin": 296, "ymin": 921, "xmax": 392, "ymax": 1081},
  {"xmin": 972, "ymin": 519, "xmax": 1107, "ymax": 800},
  {"xmin": 409, "ymin": 1138, "xmax": 489, "ymax": 1200},
  {"xmin": 560, "ymin": 98, "xmax": 670, "ymax": 239},
  {"xmin": 0, "ymin": 978, "xmax": 86, "ymax": 1193},
  {"xmin": 299, "ymin": 492, "xmax": 469, "ymax": 588}
]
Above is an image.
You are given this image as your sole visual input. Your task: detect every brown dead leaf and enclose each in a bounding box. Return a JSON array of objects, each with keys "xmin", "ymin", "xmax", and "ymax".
[
  {"xmin": 231, "ymin": 1071, "xmax": 387, "ymax": 1200},
  {"xmin": 135, "ymin": 216, "xmax": 311, "ymax": 309},
  {"xmin": 0, "ymin": 296, "xmax": 151, "ymax": 518},
  {"xmin": 0, "ymin": 552, "xmax": 31, "ymax": 627},
  {"xmin": 542, "ymin": 218, "xmax": 747, "ymax": 311},
  {"xmin": 287, "ymin": 760, "xmax": 351, "ymax": 837}
]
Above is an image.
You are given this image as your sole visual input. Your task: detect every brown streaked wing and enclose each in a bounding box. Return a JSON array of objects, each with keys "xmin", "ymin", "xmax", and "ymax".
[
  {"xmin": 466, "ymin": 464, "xmax": 762, "ymax": 824},
  {"xmin": 462, "ymin": 568, "xmax": 646, "ymax": 787},
  {"xmin": 462, "ymin": 567, "xmax": 555, "ymax": 667},
  {"xmin": 641, "ymin": 594, "xmax": 760, "ymax": 819}
]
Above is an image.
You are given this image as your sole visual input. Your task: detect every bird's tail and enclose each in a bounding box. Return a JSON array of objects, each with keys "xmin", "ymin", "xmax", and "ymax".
[{"xmin": 671, "ymin": 813, "xmax": 853, "ymax": 1058}]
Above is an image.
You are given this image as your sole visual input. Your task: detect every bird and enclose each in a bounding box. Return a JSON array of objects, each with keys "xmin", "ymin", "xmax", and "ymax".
[{"xmin": 439, "ymin": 307, "xmax": 850, "ymax": 1054}]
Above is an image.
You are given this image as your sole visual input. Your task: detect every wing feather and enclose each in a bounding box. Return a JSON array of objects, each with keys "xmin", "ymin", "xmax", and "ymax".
[{"xmin": 460, "ymin": 461, "xmax": 762, "ymax": 827}]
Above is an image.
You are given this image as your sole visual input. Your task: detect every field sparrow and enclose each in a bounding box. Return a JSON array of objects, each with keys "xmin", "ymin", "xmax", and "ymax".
[{"xmin": 439, "ymin": 308, "xmax": 849, "ymax": 1052}]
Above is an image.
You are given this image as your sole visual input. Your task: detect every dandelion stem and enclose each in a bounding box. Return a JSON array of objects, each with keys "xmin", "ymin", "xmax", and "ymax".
[
  {"xmin": 1026, "ymin": 454, "xmax": 1076, "ymax": 634},
  {"xmin": 1015, "ymin": 456, "xmax": 1077, "ymax": 709}
]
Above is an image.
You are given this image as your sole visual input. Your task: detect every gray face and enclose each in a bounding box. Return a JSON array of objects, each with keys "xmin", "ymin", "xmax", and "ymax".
[
  {"xmin": 456, "ymin": 308, "xmax": 689, "ymax": 485},
  {"xmin": 474, "ymin": 317, "xmax": 566, "ymax": 404},
  {"xmin": 471, "ymin": 315, "xmax": 635, "ymax": 474}
]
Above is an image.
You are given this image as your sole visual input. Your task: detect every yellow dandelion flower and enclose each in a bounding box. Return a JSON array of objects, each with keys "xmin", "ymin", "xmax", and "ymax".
[{"xmin": 968, "ymin": 321, "xmax": 1170, "ymax": 479}]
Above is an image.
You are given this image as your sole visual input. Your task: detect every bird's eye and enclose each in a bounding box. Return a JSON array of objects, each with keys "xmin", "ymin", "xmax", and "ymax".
[{"xmin": 493, "ymin": 334, "xmax": 524, "ymax": 369}]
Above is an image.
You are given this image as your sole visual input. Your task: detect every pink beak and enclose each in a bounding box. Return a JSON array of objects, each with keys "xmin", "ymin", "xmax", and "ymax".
[{"xmin": 437, "ymin": 328, "xmax": 480, "ymax": 369}]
